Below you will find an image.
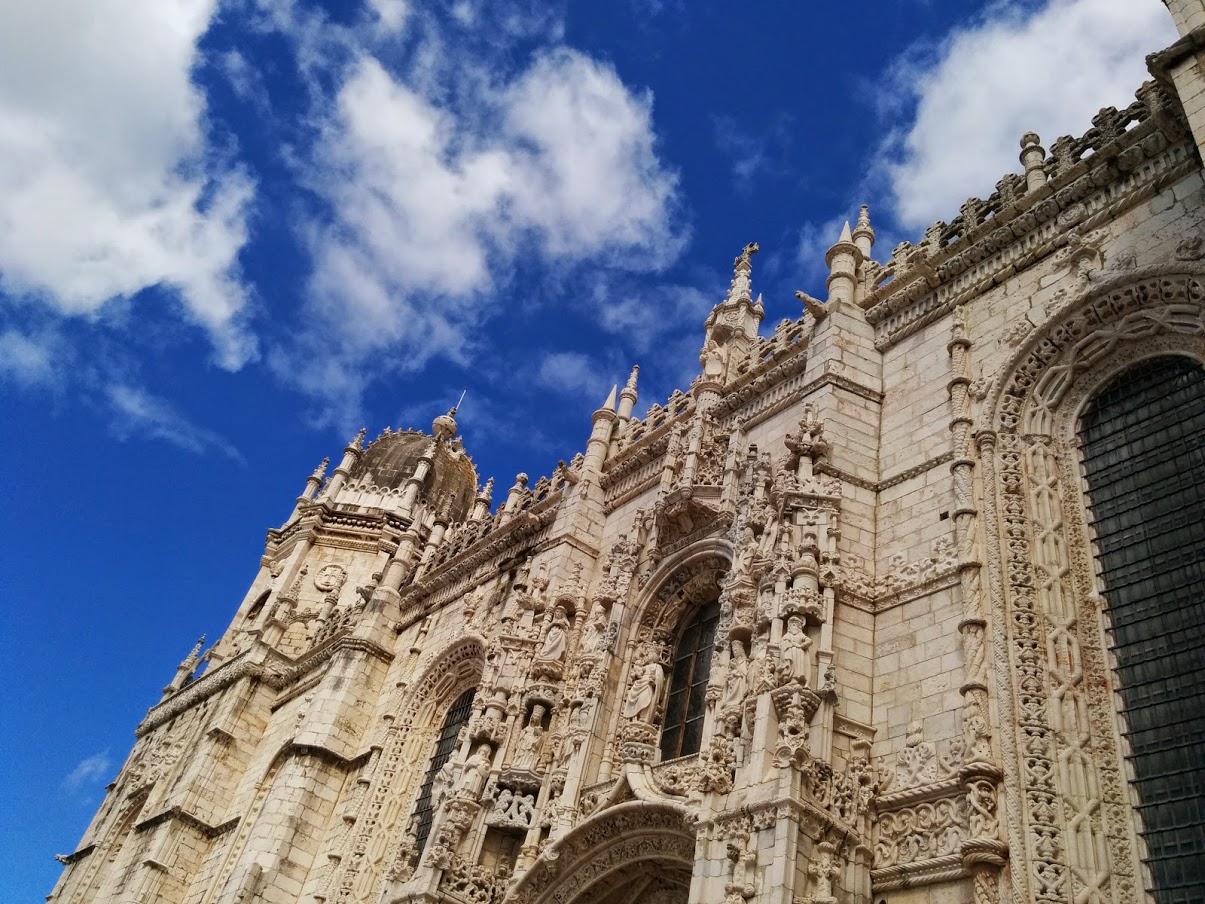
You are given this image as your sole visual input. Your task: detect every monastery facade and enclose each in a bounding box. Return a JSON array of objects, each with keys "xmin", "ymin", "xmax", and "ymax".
[{"xmin": 51, "ymin": 4, "xmax": 1205, "ymax": 903}]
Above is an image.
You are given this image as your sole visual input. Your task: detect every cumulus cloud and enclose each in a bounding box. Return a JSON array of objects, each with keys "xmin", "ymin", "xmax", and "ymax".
[
  {"xmin": 0, "ymin": 0, "xmax": 255, "ymax": 367},
  {"xmin": 881, "ymin": 0, "xmax": 1177, "ymax": 230},
  {"xmin": 107, "ymin": 385, "xmax": 244, "ymax": 461},
  {"xmin": 284, "ymin": 43, "xmax": 684, "ymax": 419}
]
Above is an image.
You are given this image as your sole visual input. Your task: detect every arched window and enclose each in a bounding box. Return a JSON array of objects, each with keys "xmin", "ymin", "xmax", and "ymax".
[
  {"xmin": 659, "ymin": 599, "xmax": 721, "ymax": 760},
  {"xmin": 1079, "ymin": 356, "xmax": 1205, "ymax": 903},
  {"xmin": 411, "ymin": 687, "xmax": 476, "ymax": 856}
]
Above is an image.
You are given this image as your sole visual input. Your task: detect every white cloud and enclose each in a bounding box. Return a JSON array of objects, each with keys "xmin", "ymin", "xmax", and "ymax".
[
  {"xmin": 0, "ymin": 328, "xmax": 59, "ymax": 388},
  {"xmin": 881, "ymin": 0, "xmax": 1177, "ymax": 230},
  {"xmin": 219, "ymin": 50, "xmax": 272, "ymax": 112},
  {"xmin": 106, "ymin": 384, "xmax": 243, "ymax": 461},
  {"xmin": 369, "ymin": 0, "xmax": 409, "ymax": 33},
  {"xmin": 62, "ymin": 751, "xmax": 111, "ymax": 795},
  {"xmin": 0, "ymin": 0, "xmax": 255, "ymax": 367},
  {"xmin": 535, "ymin": 351, "xmax": 610, "ymax": 398},
  {"xmin": 284, "ymin": 44, "xmax": 684, "ymax": 419}
]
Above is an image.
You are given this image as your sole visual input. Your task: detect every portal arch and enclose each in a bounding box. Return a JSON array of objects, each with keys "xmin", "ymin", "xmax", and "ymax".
[
  {"xmin": 981, "ymin": 268, "xmax": 1205, "ymax": 904},
  {"xmin": 504, "ymin": 801, "xmax": 695, "ymax": 904}
]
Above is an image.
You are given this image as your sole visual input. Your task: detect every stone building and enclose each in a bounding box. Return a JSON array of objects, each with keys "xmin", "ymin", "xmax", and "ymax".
[{"xmin": 50, "ymin": 5, "xmax": 1205, "ymax": 904}]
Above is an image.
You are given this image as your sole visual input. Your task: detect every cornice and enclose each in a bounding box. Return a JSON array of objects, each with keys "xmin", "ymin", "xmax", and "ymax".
[{"xmin": 864, "ymin": 87, "xmax": 1193, "ymax": 352}]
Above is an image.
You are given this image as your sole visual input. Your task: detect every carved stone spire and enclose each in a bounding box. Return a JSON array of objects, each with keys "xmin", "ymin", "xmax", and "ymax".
[
  {"xmin": 701, "ymin": 243, "xmax": 764, "ymax": 390},
  {"xmin": 726, "ymin": 241, "xmax": 759, "ymax": 305},
  {"xmin": 617, "ymin": 366, "xmax": 639, "ymax": 426},
  {"xmin": 852, "ymin": 204, "xmax": 875, "ymax": 259}
]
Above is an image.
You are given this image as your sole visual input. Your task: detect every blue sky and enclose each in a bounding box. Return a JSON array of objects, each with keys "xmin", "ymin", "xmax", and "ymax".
[{"xmin": 0, "ymin": 0, "xmax": 1175, "ymax": 896}]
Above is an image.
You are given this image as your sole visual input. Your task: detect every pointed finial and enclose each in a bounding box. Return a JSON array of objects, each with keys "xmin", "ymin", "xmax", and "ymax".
[
  {"xmin": 603, "ymin": 385, "xmax": 618, "ymax": 411},
  {"xmin": 852, "ymin": 206, "xmax": 875, "ymax": 258},
  {"xmin": 724, "ymin": 242, "xmax": 758, "ymax": 306},
  {"xmin": 624, "ymin": 365, "xmax": 639, "ymax": 393},
  {"xmin": 349, "ymin": 428, "xmax": 366, "ymax": 451},
  {"xmin": 311, "ymin": 457, "xmax": 330, "ymax": 480},
  {"xmin": 838, "ymin": 221, "xmax": 853, "ymax": 243},
  {"xmin": 180, "ymin": 635, "xmax": 206, "ymax": 669},
  {"xmin": 481, "ymin": 477, "xmax": 494, "ymax": 500}
]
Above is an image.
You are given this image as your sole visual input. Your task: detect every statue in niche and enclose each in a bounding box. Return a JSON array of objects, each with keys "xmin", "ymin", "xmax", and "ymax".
[
  {"xmin": 720, "ymin": 639, "xmax": 750, "ymax": 712},
  {"xmin": 433, "ymin": 757, "xmax": 458, "ymax": 810},
  {"xmin": 457, "ymin": 744, "xmax": 492, "ymax": 798},
  {"xmin": 623, "ymin": 650, "xmax": 665, "ymax": 722},
  {"xmin": 731, "ymin": 525, "xmax": 757, "ymax": 581},
  {"xmin": 700, "ymin": 336, "xmax": 730, "ymax": 381},
  {"xmin": 512, "ymin": 705, "xmax": 547, "ymax": 772},
  {"xmin": 533, "ymin": 607, "xmax": 570, "ymax": 669},
  {"xmin": 776, "ymin": 615, "xmax": 813, "ymax": 687},
  {"xmin": 580, "ymin": 605, "xmax": 608, "ymax": 657},
  {"xmin": 554, "ymin": 732, "xmax": 578, "ymax": 770}
]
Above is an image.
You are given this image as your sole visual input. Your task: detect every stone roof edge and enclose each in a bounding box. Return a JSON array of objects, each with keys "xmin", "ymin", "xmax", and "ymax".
[{"xmin": 862, "ymin": 81, "xmax": 1192, "ymax": 349}]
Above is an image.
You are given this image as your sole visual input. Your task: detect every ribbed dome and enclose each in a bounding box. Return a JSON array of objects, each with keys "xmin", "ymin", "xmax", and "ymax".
[{"xmin": 348, "ymin": 429, "xmax": 478, "ymax": 521}]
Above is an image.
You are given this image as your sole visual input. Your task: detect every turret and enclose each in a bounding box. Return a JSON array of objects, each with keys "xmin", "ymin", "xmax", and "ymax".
[
  {"xmin": 699, "ymin": 243, "xmax": 763, "ymax": 390},
  {"xmin": 617, "ymin": 365, "xmax": 640, "ymax": 430},
  {"xmin": 1019, "ymin": 133, "xmax": 1048, "ymax": 193},
  {"xmin": 318, "ymin": 428, "xmax": 366, "ymax": 501},
  {"xmin": 581, "ymin": 385, "xmax": 618, "ymax": 478},
  {"xmin": 470, "ymin": 478, "xmax": 494, "ymax": 522},
  {"xmin": 1164, "ymin": 0, "xmax": 1205, "ymax": 35},
  {"xmin": 824, "ymin": 221, "xmax": 863, "ymax": 308},
  {"xmin": 287, "ymin": 457, "xmax": 328, "ymax": 522},
  {"xmin": 851, "ymin": 205, "xmax": 875, "ymax": 260}
]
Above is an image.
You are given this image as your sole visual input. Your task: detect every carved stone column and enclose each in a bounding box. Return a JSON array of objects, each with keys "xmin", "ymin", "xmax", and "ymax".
[{"xmin": 947, "ymin": 309, "xmax": 1007, "ymax": 903}]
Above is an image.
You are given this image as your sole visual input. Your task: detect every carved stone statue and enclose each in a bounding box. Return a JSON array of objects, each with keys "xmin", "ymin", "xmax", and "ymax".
[
  {"xmin": 720, "ymin": 639, "xmax": 750, "ymax": 711},
  {"xmin": 776, "ymin": 615, "xmax": 813, "ymax": 687},
  {"xmin": 580, "ymin": 605, "xmax": 608, "ymax": 657},
  {"xmin": 457, "ymin": 745, "xmax": 492, "ymax": 798},
  {"xmin": 533, "ymin": 607, "xmax": 570, "ymax": 669},
  {"xmin": 432, "ymin": 757, "xmax": 457, "ymax": 810},
  {"xmin": 699, "ymin": 336, "xmax": 730, "ymax": 381},
  {"xmin": 512, "ymin": 705, "xmax": 546, "ymax": 772},
  {"xmin": 623, "ymin": 653, "xmax": 665, "ymax": 722}
]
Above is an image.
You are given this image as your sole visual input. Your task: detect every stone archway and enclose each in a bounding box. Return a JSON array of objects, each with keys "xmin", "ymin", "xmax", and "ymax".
[
  {"xmin": 979, "ymin": 269, "xmax": 1205, "ymax": 904},
  {"xmin": 505, "ymin": 802, "xmax": 696, "ymax": 904}
]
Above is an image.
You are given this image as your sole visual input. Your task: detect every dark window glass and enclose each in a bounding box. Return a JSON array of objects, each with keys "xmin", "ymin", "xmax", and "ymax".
[
  {"xmin": 659, "ymin": 600, "xmax": 720, "ymax": 760},
  {"xmin": 1080, "ymin": 356, "xmax": 1205, "ymax": 904},
  {"xmin": 411, "ymin": 687, "xmax": 476, "ymax": 857}
]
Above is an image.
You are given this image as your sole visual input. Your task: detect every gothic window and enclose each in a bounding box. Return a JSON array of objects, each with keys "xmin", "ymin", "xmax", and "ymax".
[
  {"xmin": 659, "ymin": 599, "xmax": 721, "ymax": 760},
  {"xmin": 411, "ymin": 687, "xmax": 476, "ymax": 857},
  {"xmin": 1079, "ymin": 355, "xmax": 1205, "ymax": 904}
]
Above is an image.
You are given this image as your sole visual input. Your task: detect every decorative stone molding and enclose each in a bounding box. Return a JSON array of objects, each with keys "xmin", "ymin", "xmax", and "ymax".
[
  {"xmin": 506, "ymin": 802, "xmax": 695, "ymax": 904},
  {"xmin": 977, "ymin": 274, "xmax": 1205, "ymax": 904}
]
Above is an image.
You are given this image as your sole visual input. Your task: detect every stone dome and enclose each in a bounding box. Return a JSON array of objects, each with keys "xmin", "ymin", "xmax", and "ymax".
[{"xmin": 347, "ymin": 428, "xmax": 478, "ymax": 521}]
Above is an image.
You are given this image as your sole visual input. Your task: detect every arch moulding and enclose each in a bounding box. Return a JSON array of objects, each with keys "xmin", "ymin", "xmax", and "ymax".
[
  {"xmin": 977, "ymin": 267, "xmax": 1205, "ymax": 904},
  {"xmin": 504, "ymin": 800, "xmax": 696, "ymax": 904}
]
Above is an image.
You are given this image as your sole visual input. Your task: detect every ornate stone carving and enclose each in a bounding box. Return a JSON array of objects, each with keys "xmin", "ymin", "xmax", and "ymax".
[
  {"xmin": 313, "ymin": 563, "xmax": 347, "ymax": 593},
  {"xmin": 875, "ymin": 797, "xmax": 968, "ymax": 868}
]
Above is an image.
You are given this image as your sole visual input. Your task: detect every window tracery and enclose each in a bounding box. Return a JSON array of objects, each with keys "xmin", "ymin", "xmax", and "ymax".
[
  {"xmin": 411, "ymin": 687, "xmax": 476, "ymax": 858},
  {"xmin": 659, "ymin": 599, "xmax": 720, "ymax": 760}
]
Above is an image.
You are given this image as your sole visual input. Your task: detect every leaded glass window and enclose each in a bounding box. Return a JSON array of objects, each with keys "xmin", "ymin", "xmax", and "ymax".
[
  {"xmin": 1079, "ymin": 355, "xmax": 1205, "ymax": 904},
  {"xmin": 659, "ymin": 600, "xmax": 720, "ymax": 760},
  {"xmin": 411, "ymin": 687, "xmax": 476, "ymax": 857}
]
